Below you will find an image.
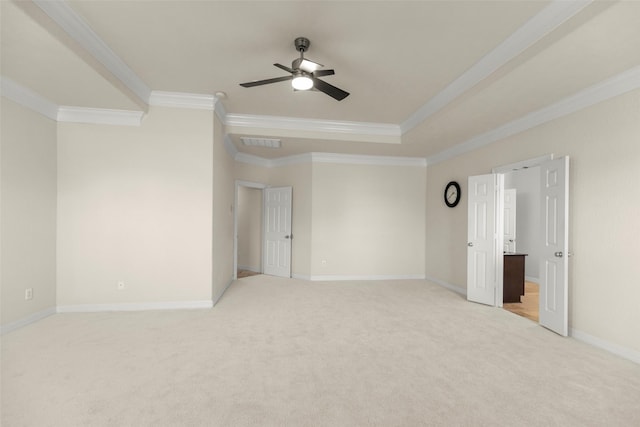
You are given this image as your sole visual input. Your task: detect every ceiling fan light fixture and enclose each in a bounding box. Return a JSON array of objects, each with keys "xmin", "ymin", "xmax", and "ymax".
[{"xmin": 292, "ymin": 74, "xmax": 313, "ymax": 91}]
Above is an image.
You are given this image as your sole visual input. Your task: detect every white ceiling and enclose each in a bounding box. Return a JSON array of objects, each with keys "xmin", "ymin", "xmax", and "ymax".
[{"xmin": 2, "ymin": 1, "xmax": 639, "ymax": 161}]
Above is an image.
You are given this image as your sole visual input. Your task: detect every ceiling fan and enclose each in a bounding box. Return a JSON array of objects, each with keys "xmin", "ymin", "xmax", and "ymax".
[{"xmin": 239, "ymin": 37, "xmax": 350, "ymax": 101}]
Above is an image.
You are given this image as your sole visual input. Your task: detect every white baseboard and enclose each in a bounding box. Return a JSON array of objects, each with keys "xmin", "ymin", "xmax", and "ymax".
[
  {"xmin": 238, "ymin": 265, "xmax": 261, "ymax": 273},
  {"xmin": 307, "ymin": 274, "xmax": 426, "ymax": 281},
  {"xmin": 525, "ymin": 276, "xmax": 539, "ymax": 283},
  {"xmin": 425, "ymin": 276, "xmax": 467, "ymax": 296},
  {"xmin": 424, "ymin": 277, "xmax": 639, "ymax": 365},
  {"xmin": 1, "ymin": 307, "xmax": 57, "ymax": 335},
  {"xmin": 57, "ymin": 300, "xmax": 213, "ymax": 313},
  {"xmin": 5, "ymin": 299, "xmax": 217, "ymax": 333},
  {"xmin": 570, "ymin": 328, "xmax": 640, "ymax": 365},
  {"xmin": 212, "ymin": 278, "xmax": 234, "ymax": 306}
]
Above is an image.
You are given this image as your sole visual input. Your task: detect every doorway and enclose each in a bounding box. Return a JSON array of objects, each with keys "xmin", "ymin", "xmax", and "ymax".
[
  {"xmin": 467, "ymin": 154, "xmax": 570, "ymax": 336},
  {"xmin": 234, "ymin": 181, "xmax": 266, "ymax": 280},
  {"xmin": 233, "ymin": 182, "xmax": 294, "ymax": 280},
  {"xmin": 501, "ymin": 165, "xmax": 542, "ymax": 322}
]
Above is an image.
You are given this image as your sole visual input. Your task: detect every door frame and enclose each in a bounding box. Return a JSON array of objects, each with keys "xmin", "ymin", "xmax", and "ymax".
[
  {"xmin": 487, "ymin": 153, "xmax": 570, "ymax": 333},
  {"xmin": 233, "ymin": 180, "xmax": 267, "ymax": 280},
  {"xmin": 491, "ymin": 154, "xmax": 554, "ymax": 308}
]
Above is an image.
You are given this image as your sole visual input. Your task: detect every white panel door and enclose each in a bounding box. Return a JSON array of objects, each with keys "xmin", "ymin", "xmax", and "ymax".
[
  {"xmin": 263, "ymin": 187, "xmax": 292, "ymax": 278},
  {"xmin": 539, "ymin": 157, "xmax": 569, "ymax": 336},
  {"xmin": 467, "ymin": 174, "xmax": 503, "ymax": 306},
  {"xmin": 504, "ymin": 189, "xmax": 517, "ymax": 253}
]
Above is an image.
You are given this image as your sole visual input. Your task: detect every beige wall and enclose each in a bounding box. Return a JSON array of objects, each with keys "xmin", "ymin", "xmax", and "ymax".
[
  {"xmin": 425, "ymin": 90, "xmax": 640, "ymax": 353},
  {"xmin": 1, "ymin": 99, "xmax": 57, "ymax": 326},
  {"xmin": 311, "ymin": 162, "xmax": 426, "ymax": 278},
  {"xmin": 237, "ymin": 186, "xmax": 262, "ymax": 272},
  {"xmin": 56, "ymin": 106, "xmax": 214, "ymax": 306},
  {"xmin": 235, "ymin": 160, "xmax": 425, "ymax": 280},
  {"xmin": 234, "ymin": 161, "xmax": 270, "ymax": 184},
  {"xmin": 212, "ymin": 114, "xmax": 235, "ymax": 302}
]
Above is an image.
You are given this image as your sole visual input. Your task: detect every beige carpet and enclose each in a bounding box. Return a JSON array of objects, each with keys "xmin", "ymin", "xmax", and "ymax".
[{"xmin": 2, "ymin": 276, "xmax": 639, "ymax": 426}]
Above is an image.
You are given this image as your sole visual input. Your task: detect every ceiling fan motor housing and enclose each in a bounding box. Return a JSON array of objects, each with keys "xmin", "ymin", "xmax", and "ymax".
[{"xmin": 294, "ymin": 37, "xmax": 310, "ymax": 52}]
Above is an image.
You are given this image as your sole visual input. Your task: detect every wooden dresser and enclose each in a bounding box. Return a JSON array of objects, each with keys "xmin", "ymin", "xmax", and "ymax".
[{"xmin": 503, "ymin": 253, "xmax": 528, "ymax": 303}]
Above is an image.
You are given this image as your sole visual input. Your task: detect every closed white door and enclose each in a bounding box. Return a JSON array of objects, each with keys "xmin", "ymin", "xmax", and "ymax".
[
  {"xmin": 263, "ymin": 187, "xmax": 292, "ymax": 278},
  {"xmin": 467, "ymin": 174, "xmax": 503, "ymax": 306},
  {"xmin": 539, "ymin": 157, "xmax": 569, "ymax": 336},
  {"xmin": 504, "ymin": 189, "xmax": 517, "ymax": 252}
]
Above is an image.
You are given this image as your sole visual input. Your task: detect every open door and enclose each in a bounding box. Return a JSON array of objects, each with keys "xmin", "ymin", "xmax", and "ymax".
[
  {"xmin": 263, "ymin": 187, "xmax": 292, "ymax": 278},
  {"xmin": 539, "ymin": 157, "xmax": 569, "ymax": 336},
  {"xmin": 467, "ymin": 174, "xmax": 503, "ymax": 306}
]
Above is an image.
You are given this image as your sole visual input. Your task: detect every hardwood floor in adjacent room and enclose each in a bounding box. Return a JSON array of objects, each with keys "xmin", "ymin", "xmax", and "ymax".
[
  {"xmin": 503, "ymin": 281, "xmax": 539, "ymax": 322},
  {"xmin": 237, "ymin": 269, "xmax": 260, "ymax": 278}
]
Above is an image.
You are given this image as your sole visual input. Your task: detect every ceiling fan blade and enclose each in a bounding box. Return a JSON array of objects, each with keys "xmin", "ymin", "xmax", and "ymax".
[
  {"xmin": 311, "ymin": 77, "xmax": 349, "ymax": 101},
  {"xmin": 273, "ymin": 63, "xmax": 295, "ymax": 73},
  {"xmin": 239, "ymin": 75, "xmax": 292, "ymax": 88},
  {"xmin": 313, "ymin": 69, "xmax": 335, "ymax": 77},
  {"xmin": 293, "ymin": 57, "xmax": 323, "ymax": 73}
]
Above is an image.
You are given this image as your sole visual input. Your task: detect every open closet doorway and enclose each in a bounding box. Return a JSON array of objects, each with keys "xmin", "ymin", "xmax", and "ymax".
[
  {"xmin": 467, "ymin": 154, "xmax": 570, "ymax": 336},
  {"xmin": 234, "ymin": 181, "xmax": 266, "ymax": 280},
  {"xmin": 501, "ymin": 166, "xmax": 542, "ymax": 323}
]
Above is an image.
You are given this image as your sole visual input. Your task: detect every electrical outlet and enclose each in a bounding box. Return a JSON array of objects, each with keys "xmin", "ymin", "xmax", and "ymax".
[
  {"xmin": 117, "ymin": 281, "xmax": 125, "ymax": 290},
  {"xmin": 25, "ymin": 288, "xmax": 33, "ymax": 300}
]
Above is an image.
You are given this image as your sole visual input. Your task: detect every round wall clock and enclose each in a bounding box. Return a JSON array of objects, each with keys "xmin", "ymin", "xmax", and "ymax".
[{"xmin": 444, "ymin": 181, "xmax": 461, "ymax": 208}]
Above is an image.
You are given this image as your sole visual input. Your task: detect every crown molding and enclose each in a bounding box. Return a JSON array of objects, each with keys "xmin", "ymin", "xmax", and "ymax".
[
  {"xmin": 234, "ymin": 152, "xmax": 273, "ymax": 168},
  {"xmin": 427, "ymin": 66, "xmax": 640, "ymax": 165},
  {"xmin": 57, "ymin": 106, "xmax": 144, "ymax": 126},
  {"xmin": 33, "ymin": 0, "xmax": 151, "ymax": 105},
  {"xmin": 225, "ymin": 113, "xmax": 401, "ymax": 138},
  {"xmin": 401, "ymin": 0, "xmax": 592, "ymax": 133},
  {"xmin": 1, "ymin": 77, "xmax": 144, "ymax": 125},
  {"xmin": 230, "ymin": 148, "xmax": 426, "ymax": 168},
  {"xmin": 214, "ymin": 99, "xmax": 227, "ymax": 123},
  {"xmin": 1, "ymin": 76, "xmax": 58, "ymax": 120},
  {"xmin": 311, "ymin": 152, "xmax": 427, "ymax": 167},
  {"xmin": 270, "ymin": 153, "xmax": 313, "ymax": 168},
  {"xmin": 149, "ymin": 91, "xmax": 216, "ymax": 110}
]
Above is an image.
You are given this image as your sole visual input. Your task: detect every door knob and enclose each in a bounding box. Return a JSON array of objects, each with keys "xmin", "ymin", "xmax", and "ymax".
[
  {"xmin": 554, "ymin": 251, "xmax": 563, "ymax": 257},
  {"xmin": 468, "ymin": 242, "xmax": 474, "ymax": 247},
  {"xmin": 285, "ymin": 235, "xmax": 290, "ymax": 239}
]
